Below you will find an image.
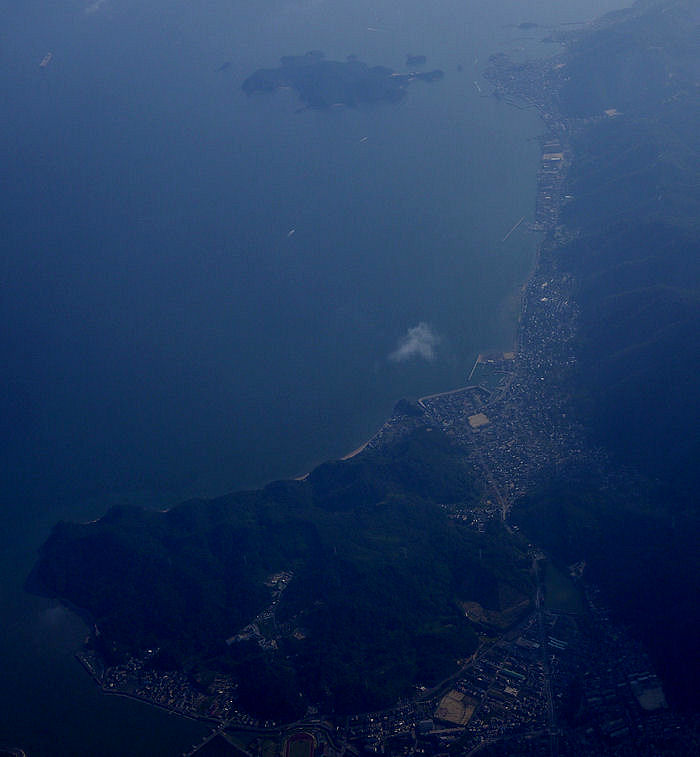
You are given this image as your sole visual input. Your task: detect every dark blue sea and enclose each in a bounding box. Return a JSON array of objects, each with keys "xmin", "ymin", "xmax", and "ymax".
[{"xmin": 0, "ymin": 0, "xmax": 628, "ymax": 753}]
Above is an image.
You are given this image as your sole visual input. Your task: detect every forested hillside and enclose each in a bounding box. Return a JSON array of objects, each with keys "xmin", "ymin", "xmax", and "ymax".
[{"xmin": 32, "ymin": 427, "xmax": 532, "ymax": 717}]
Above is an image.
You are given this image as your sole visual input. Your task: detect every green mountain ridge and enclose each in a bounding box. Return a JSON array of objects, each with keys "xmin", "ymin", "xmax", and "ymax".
[{"xmin": 31, "ymin": 426, "xmax": 533, "ymax": 717}]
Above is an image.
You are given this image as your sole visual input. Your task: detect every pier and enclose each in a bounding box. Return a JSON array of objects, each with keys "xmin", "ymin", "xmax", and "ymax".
[{"xmin": 501, "ymin": 215, "xmax": 525, "ymax": 242}]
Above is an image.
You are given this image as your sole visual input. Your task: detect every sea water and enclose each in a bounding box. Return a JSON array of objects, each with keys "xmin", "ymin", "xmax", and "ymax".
[{"xmin": 0, "ymin": 0, "xmax": 629, "ymax": 753}]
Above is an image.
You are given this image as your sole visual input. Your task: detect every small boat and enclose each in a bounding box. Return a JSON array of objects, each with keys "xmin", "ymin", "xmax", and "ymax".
[{"xmin": 39, "ymin": 52, "xmax": 53, "ymax": 68}]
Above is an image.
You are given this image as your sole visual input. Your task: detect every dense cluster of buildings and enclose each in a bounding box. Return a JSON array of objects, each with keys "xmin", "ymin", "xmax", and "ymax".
[
  {"xmin": 77, "ymin": 647, "xmax": 241, "ymax": 722},
  {"xmin": 337, "ymin": 588, "xmax": 694, "ymax": 757}
]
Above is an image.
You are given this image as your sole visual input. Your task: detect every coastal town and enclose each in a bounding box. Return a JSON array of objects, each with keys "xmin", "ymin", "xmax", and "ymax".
[
  {"xmin": 61, "ymin": 37, "xmax": 700, "ymax": 757},
  {"xmin": 172, "ymin": 574, "xmax": 691, "ymax": 757}
]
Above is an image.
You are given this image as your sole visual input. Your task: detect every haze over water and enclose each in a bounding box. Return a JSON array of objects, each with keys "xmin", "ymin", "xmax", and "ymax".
[{"xmin": 1, "ymin": 0, "xmax": 628, "ymax": 753}]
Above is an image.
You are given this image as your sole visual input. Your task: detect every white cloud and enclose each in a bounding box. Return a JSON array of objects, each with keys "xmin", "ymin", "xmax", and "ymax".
[
  {"xmin": 389, "ymin": 322, "xmax": 439, "ymax": 363},
  {"xmin": 85, "ymin": 0, "xmax": 108, "ymax": 15}
]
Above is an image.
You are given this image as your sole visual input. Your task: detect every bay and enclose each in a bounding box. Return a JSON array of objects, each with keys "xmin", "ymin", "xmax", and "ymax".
[{"xmin": 0, "ymin": 1, "xmax": 628, "ymax": 753}]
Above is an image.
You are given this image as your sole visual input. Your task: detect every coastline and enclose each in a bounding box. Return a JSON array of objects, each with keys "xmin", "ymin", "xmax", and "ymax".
[
  {"xmin": 97, "ymin": 686, "xmax": 213, "ymax": 726},
  {"xmin": 29, "ymin": 6, "xmax": 700, "ymax": 751},
  {"xmin": 45, "ymin": 21, "xmax": 566, "ymax": 735},
  {"xmin": 293, "ymin": 426, "xmax": 380, "ymax": 481},
  {"xmin": 339, "ymin": 439, "xmax": 371, "ymax": 461},
  {"xmin": 75, "ymin": 651, "xmax": 224, "ymax": 727},
  {"xmin": 292, "ymin": 76, "xmax": 553, "ymax": 479}
]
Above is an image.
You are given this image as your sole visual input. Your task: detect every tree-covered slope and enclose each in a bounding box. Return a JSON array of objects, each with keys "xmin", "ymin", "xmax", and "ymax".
[
  {"xmin": 558, "ymin": 0, "xmax": 699, "ymax": 494},
  {"xmin": 31, "ymin": 427, "xmax": 532, "ymax": 716}
]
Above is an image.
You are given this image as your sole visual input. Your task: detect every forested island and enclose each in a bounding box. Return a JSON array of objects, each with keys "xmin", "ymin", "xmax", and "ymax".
[{"xmin": 242, "ymin": 51, "xmax": 444, "ymax": 108}]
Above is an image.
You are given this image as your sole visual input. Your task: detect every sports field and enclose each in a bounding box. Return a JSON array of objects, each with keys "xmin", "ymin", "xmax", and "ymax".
[{"xmin": 284, "ymin": 732, "xmax": 314, "ymax": 757}]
